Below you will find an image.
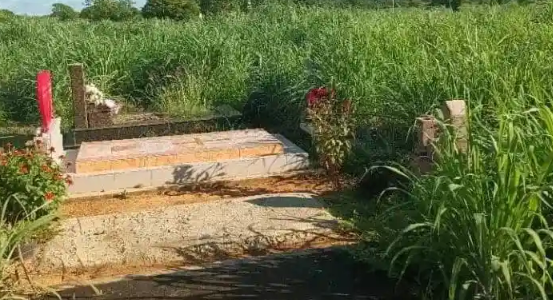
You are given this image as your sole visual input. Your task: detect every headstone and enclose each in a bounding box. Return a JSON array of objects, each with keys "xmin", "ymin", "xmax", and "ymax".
[
  {"xmin": 69, "ymin": 64, "xmax": 88, "ymax": 129},
  {"xmin": 35, "ymin": 117, "xmax": 65, "ymax": 165},
  {"xmin": 415, "ymin": 115, "xmax": 438, "ymax": 156},
  {"xmin": 441, "ymin": 100, "xmax": 468, "ymax": 153}
]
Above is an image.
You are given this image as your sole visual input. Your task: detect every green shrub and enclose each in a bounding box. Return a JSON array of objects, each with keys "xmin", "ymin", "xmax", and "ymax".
[
  {"xmin": 50, "ymin": 3, "xmax": 79, "ymax": 21},
  {"xmin": 81, "ymin": 0, "xmax": 139, "ymax": 21},
  {"xmin": 0, "ymin": 142, "xmax": 70, "ymax": 223},
  {"xmin": 0, "ymin": 9, "xmax": 14, "ymax": 22},
  {"xmin": 199, "ymin": 0, "xmax": 246, "ymax": 14},
  {"xmin": 142, "ymin": 0, "xmax": 201, "ymax": 20},
  {"xmin": 380, "ymin": 104, "xmax": 553, "ymax": 299},
  {"xmin": 306, "ymin": 86, "xmax": 355, "ymax": 189}
]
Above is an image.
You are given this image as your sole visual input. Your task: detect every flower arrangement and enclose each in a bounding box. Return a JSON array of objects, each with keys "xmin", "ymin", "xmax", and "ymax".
[
  {"xmin": 85, "ymin": 83, "xmax": 122, "ymax": 115},
  {"xmin": 305, "ymin": 86, "xmax": 355, "ymax": 189},
  {"xmin": 0, "ymin": 141, "xmax": 71, "ymax": 223}
]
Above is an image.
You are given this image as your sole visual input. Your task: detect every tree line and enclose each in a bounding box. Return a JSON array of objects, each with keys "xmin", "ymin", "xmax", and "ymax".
[{"xmin": 0, "ymin": 0, "xmax": 535, "ymax": 22}]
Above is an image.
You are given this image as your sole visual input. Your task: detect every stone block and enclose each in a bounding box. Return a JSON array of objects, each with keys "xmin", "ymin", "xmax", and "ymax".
[
  {"xmin": 74, "ymin": 129, "xmax": 285, "ymax": 174},
  {"xmin": 69, "ymin": 173, "xmax": 116, "ymax": 194},
  {"xmin": 442, "ymin": 100, "xmax": 468, "ymax": 153},
  {"xmin": 113, "ymin": 170, "xmax": 152, "ymax": 189},
  {"xmin": 415, "ymin": 115, "xmax": 438, "ymax": 156},
  {"xmin": 87, "ymin": 103, "xmax": 115, "ymax": 128}
]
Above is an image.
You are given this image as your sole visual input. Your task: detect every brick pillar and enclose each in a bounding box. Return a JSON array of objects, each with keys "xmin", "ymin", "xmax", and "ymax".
[
  {"xmin": 441, "ymin": 100, "xmax": 468, "ymax": 153},
  {"xmin": 87, "ymin": 103, "xmax": 115, "ymax": 128},
  {"xmin": 411, "ymin": 115, "xmax": 438, "ymax": 175},
  {"xmin": 415, "ymin": 115, "xmax": 438, "ymax": 156},
  {"xmin": 69, "ymin": 63, "xmax": 88, "ymax": 129}
]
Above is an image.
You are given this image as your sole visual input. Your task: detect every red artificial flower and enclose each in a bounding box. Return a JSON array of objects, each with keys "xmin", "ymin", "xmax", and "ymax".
[
  {"xmin": 45, "ymin": 191, "xmax": 55, "ymax": 202},
  {"xmin": 307, "ymin": 87, "xmax": 331, "ymax": 108},
  {"xmin": 306, "ymin": 88, "xmax": 319, "ymax": 107},
  {"xmin": 41, "ymin": 164, "xmax": 51, "ymax": 173}
]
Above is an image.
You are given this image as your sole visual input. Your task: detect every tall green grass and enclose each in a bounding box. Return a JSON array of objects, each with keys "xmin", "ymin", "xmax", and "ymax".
[
  {"xmin": 1, "ymin": 3, "xmax": 552, "ymax": 134},
  {"xmin": 374, "ymin": 100, "xmax": 553, "ymax": 299},
  {"xmin": 0, "ymin": 197, "xmax": 57, "ymax": 299}
]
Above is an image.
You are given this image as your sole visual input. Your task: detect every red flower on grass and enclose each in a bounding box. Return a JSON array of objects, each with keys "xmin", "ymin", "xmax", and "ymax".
[
  {"xmin": 65, "ymin": 176, "xmax": 73, "ymax": 186},
  {"xmin": 306, "ymin": 87, "xmax": 336, "ymax": 108},
  {"xmin": 45, "ymin": 191, "xmax": 55, "ymax": 202}
]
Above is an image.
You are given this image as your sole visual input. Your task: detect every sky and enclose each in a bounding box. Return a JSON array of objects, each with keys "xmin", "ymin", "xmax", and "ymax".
[{"xmin": 0, "ymin": 0, "xmax": 146, "ymax": 16}]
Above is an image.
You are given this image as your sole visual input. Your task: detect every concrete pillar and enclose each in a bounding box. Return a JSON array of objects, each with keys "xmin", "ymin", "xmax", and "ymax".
[
  {"xmin": 441, "ymin": 100, "xmax": 468, "ymax": 153},
  {"xmin": 33, "ymin": 117, "xmax": 65, "ymax": 166},
  {"xmin": 69, "ymin": 64, "xmax": 88, "ymax": 129},
  {"xmin": 415, "ymin": 115, "xmax": 438, "ymax": 156}
]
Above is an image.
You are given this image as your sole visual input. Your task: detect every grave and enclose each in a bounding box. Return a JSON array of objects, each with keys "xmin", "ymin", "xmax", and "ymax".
[
  {"xmin": 68, "ymin": 64, "xmax": 243, "ymax": 146},
  {"xmin": 75, "ymin": 129, "xmax": 284, "ymax": 173},
  {"xmin": 65, "ymin": 130, "xmax": 309, "ymax": 196},
  {"xmin": 20, "ymin": 67, "xmax": 311, "ymax": 197}
]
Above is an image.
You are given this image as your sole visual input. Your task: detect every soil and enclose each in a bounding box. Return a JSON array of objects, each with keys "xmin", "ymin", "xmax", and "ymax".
[
  {"xmin": 61, "ymin": 173, "xmax": 337, "ymax": 219},
  {"xmin": 7, "ymin": 173, "xmax": 357, "ymax": 294},
  {"xmin": 13, "ymin": 173, "xmax": 346, "ymax": 292},
  {"xmin": 33, "ymin": 246, "xmax": 417, "ymax": 300}
]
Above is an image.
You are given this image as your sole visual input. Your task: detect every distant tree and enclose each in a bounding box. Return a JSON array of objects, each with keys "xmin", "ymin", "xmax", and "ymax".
[
  {"xmin": 198, "ymin": 0, "xmax": 246, "ymax": 15},
  {"xmin": 142, "ymin": 0, "xmax": 201, "ymax": 20},
  {"xmin": 0, "ymin": 8, "xmax": 15, "ymax": 20},
  {"xmin": 51, "ymin": 3, "xmax": 79, "ymax": 20},
  {"xmin": 81, "ymin": 0, "xmax": 139, "ymax": 21}
]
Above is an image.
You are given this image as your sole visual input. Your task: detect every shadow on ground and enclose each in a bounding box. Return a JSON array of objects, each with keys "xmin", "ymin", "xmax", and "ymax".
[{"xmin": 41, "ymin": 246, "xmax": 416, "ymax": 300}]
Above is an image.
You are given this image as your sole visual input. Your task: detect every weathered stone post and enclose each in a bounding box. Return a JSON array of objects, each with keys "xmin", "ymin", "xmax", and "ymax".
[
  {"xmin": 69, "ymin": 63, "xmax": 88, "ymax": 129},
  {"xmin": 412, "ymin": 99, "xmax": 468, "ymax": 174},
  {"xmin": 411, "ymin": 115, "xmax": 438, "ymax": 174},
  {"xmin": 441, "ymin": 99, "xmax": 468, "ymax": 153},
  {"xmin": 415, "ymin": 115, "xmax": 438, "ymax": 157}
]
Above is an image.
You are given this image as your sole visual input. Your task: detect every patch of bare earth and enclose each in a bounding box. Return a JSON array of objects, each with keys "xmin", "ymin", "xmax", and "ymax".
[
  {"xmin": 62, "ymin": 173, "xmax": 337, "ymax": 218},
  {"xmin": 11, "ymin": 173, "xmax": 356, "ymax": 292}
]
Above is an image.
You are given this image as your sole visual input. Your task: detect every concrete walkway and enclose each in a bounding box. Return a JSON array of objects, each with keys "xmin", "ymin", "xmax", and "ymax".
[{"xmin": 30, "ymin": 193, "xmax": 352, "ymax": 275}]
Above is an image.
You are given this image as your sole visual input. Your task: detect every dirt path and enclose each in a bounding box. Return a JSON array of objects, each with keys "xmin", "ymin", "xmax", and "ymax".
[{"xmin": 38, "ymin": 247, "xmax": 416, "ymax": 300}]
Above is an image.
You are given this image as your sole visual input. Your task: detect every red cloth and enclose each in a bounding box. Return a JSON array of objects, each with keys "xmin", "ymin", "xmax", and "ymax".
[{"xmin": 36, "ymin": 71, "xmax": 53, "ymax": 132}]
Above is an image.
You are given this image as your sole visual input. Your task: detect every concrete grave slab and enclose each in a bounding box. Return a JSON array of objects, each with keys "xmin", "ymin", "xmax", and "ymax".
[
  {"xmin": 75, "ymin": 129, "xmax": 284, "ymax": 173},
  {"xmin": 65, "ymin": 134, "xmax": 310, "ymax": 196},
  {"xmin": 28, "ymin": 193, "xmax": 351, "ymax": 274}
]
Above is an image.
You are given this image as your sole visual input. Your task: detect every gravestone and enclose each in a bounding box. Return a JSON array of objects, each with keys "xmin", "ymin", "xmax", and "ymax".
[
  {"xmin": 69, "ymin": 64, "xmax": 88, "ymax": 129},
  {"xmin": 415, "ymin": 115, "xmax": 438, "ymax": 156},
  {"xmin": 442, "ymin": 100, "xmax": 468, "ymax": 153}
]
